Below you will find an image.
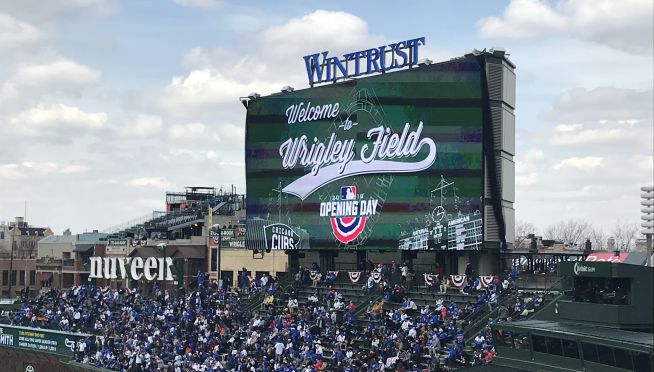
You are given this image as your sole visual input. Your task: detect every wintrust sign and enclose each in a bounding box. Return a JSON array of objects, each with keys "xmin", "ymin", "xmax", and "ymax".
[
  {"xmin": 303, "ymin": 37, "xmax": 426, "ymax": 85},
  {"xmin": 88, "ymin": 257, "xmax": 174, "ymax": 281}
]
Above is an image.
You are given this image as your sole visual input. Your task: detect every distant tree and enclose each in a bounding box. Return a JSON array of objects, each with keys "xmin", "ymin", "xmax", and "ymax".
[
  {"xmin": 543, "ymin": 219, "xmax": 591, "ymax": 248},
  {"xmin": 611, "ymin": 219, "xmax": 640, "ymax": 252},
  {"xmin": 515, "ymin": 220, "xmax": 538, "ymax": 250},
  {"xmin": 589, "ymin": 225, "xmax": 608, "ymax": 251}
]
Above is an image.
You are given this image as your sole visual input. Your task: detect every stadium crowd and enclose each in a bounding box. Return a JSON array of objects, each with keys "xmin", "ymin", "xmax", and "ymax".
[{"xmin": 0, "ymin": 262, "xmax": 545, "ymax": 372}]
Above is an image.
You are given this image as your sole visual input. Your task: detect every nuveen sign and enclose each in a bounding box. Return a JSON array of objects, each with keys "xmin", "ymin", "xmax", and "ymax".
[{"xmin": 88, "ymin": 257, "xmax": 174, "ymax": 281}]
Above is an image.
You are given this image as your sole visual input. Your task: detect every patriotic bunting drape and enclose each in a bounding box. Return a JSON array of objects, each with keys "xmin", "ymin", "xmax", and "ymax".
[
  {"xmin": 423, "ymin": 274, "xmax": 437, "ymax": 286},
  {"xmin": 309, "ymin": 270, "xmax": 320, "ymax": 281},
  {"xmin": 371, "ymin": 272, "xmax": 382, "ymax": 283},
  {"xmin": 479, "ymin": 276, "xmax": 494, "ymax": 288},
  {"xmin": 450, "ymin": 275, "xmax": 467, "ymax": 288},
  {"xmin": 348, "ymin": 272, "xmax": 362, "ymax": 284}
]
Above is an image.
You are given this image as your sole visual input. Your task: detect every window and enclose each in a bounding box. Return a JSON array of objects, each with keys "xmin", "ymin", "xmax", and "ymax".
[
  {"xmin": 10, "ymin": 270, "xmax": 17, "ymax": 286},
  {"xmin": 614, "ymin": 348, "xmax": 633, "ymax": 371},
  {"xmin": 495, "ymin": 330, "xmax": 510, "ymax": 347},
  {"xmin": 19, "ymin": 270, "xmax": 25, "ymax": 285},
  {"xmin": 210, "ymin": 248, "xmax": 217, "ymax": 272},
  {"xmin": 546, "ymin": 337, "xmax": 564, "ymax": 356},
  {"xmin": 561, "ymin": 339, "xmax": 579, "ymax": 359},
  {"xmin": 62, "ymin": 252, "xmax": 71, "ymax": 259},
  {"xmin": 512, "ymin": 333, "xmax": 530, "ymax": 350},
  {"xmin": 596, "ymin": 345, "xmax": 615, "ymax": 367},
  {"xmin": 1, "ymin": 270, "xmax": 7, "ymax": 286},
  {"xmin": 29, "ymin": 271, "xmax": 35, "ymax": 286},
  {"xmin": 532, "ymin": 335, "xmax": 548, "ymax": 354},
  {"xmin": 41, "ymin": 281, "xmax": 51, "ymax": 288},
  {"xmin": 632, "ymin": 351, "xmax": 652, "ymax": 372},
  {"xmin": 581, "ymin": 343, "xmax": 598, "ymax": 363}
]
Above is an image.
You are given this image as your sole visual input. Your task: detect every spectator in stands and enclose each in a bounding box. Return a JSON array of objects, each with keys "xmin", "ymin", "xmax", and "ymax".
[
  {"xmin": 465, "ymin": 262, "xmax": 474, "ymax": 278},
  {"xmin": 401, "ymin": 263, "xmax": 409, "ymax": 285},
  {"xmin": 510, "ymin": 265, "xmax": 518, "ymax": 279},
  {"xmin": 439, "ymin": 277, "xmax": 450, "ymax": 294},
  {"xmin": 312, "ymin": 272, "xmax": 322, "ymax": 287}
]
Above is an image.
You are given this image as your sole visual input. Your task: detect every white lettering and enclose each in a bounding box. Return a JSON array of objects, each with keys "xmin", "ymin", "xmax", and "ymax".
[
  {"xmin": 143, "ymin": 257, "xmax": 157, "ymax": 281},
  {"xmin": 131, "ymin": 257, "xmax": 144, "ymax": 280},
  {"xmin": 89, "ymin": 257, "xmax": 103, "ymax": 279}
]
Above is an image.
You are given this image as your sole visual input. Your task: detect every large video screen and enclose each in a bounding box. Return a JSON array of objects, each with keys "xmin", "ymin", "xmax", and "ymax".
[{"xmin": 245, "ymin": 59, "xmax": 484, "ymax": 250}]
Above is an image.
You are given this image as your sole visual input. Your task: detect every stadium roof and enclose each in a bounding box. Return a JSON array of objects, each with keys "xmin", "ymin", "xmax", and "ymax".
[
  {"xmin": 38, "ymin": 234, "xmax": 77, "ymax": 244},
  {"xmin": 493, "ymin": 320, "xmax": 653, "ymax": 348},
  {"xmin": 458, "ymin": 365, "xmax": 547, "ymax": 372}
]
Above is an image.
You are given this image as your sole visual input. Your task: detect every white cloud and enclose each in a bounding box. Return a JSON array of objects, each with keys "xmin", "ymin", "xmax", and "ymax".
[
  {"xmin": 1, "ymin": 0, "xmax": 116, "ymax": 20},
  {"xmin": 638, "ymin": 156, "xmax": 653, "ymax": 171},
  {"xmin": 167, "ymin": 122, "xmax": 221, "ymax": 143},
  {"xmin": 541, "ymin": 87, "xmax": 653, "ymax": 123},
  {"xmin": 11, "ymin": 59, "xmax": 101, "ymax": 93},
  {"xmin": 0, "ymin": 13, "xmax": 45, "ymax": 48},
  {"xmin": 516, "ymin": 171, "xmax": 538, "ymax": 186},
  {"xmin": 476, "ymin": 0, "xmax": 654, "ymax": 55},
  {"xmin": 9, "ymin": 103, "xmax": 107, "ymax": 142},
  {"xmin": 126, "ymin": 177, "xmax": 173, "ymax": 190},
  {"xmin": 171, "ymin": 0, "xmax": 224, "ymax": 9},
  {"xmin": 152, "ymin": 10, "xmax": 424, "ymax": 118},
  {"xmin": 114, "ymin": 114, "xmax": 163, "ymax": 137},
  {"xmin": 554, "ymin": 156, "xmax": 603, "ymax": 170},
  {"xmin": 541, "ymin": 87, "xmax": 653, "ymax": 146},
  {"xmin": 153, "ymin": 70, "xmax": 280, "ymax": 117},
  {"xmin": 0, "ymin": 162, "xmax": 89, "ymax": 179},
  {"xmin": 555, "ymin": 123, "xmax": 582, "ymax": 132},
  {"xmin": 524, "ymin": 148, "xmax": 545, "ymax": 162}
]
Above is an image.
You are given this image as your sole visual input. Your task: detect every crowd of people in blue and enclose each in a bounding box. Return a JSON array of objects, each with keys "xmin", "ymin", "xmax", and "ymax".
[{"xmin": 0, "ymin": 262, "xmax": 544, "ymax": 372}]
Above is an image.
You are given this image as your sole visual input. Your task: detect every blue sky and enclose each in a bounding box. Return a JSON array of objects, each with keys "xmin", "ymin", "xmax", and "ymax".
[{"xmin": 0, "ymin": 0, "xmax": 652, "ymax": 243}]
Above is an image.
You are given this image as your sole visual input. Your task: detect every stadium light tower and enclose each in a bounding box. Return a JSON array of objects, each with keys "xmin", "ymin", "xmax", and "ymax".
[{"xmin": 641, "ymin": 186, "xmax": 653, "ymax": 267}]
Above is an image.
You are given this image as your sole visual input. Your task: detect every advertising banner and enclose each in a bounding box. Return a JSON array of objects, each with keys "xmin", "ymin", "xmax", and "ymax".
[
  {"xmin": 245, "ymin": 59, "xmax": 484, "ymax": 250},
  {"xmin": 0, "ymin": 325, "xmax": 92, "ymax": 357},
  {"xmin": 559, "ymin": 261, "xmax": 612, "ymax": 277}
]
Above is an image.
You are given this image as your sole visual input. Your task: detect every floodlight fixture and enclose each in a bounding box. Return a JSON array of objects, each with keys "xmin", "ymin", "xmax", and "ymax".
[
  {"xmin": 418, "ymin": 58, "xmax": 433, "ymax": 67},
  {"xmin": 490, "ymin": 47, "xmax": 506, "ymax": 57},
  {"xmin": 281, "ymin": 86, "xmax": 295, "ymax": 93},
  {"xmin": 464, "ymin": 48, "xmax": 482, "ymax": 58},
  {"xmin": 248, "ymin": 92, "xmax": 261, "ymax": 100}
]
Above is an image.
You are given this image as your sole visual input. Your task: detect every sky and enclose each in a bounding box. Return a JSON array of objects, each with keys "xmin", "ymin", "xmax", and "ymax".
[{"xmin": 0, "ymin": 0, "xmax": 652, "ymax": 235}]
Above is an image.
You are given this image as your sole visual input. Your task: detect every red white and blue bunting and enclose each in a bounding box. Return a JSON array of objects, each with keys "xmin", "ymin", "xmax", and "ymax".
[
  {"xmin": 371, "ymin": 271, "xmax": 382, "ymax": 283},
  {"xmin": 131, "ymin": 240, "xmax": 147, "ymax": 247},
  {"xmin": 248, "ymin": 276, "xmax": 257, "ymax": 285},
  {"xmin": 479, "ymin": 276, "xmax": 494, "ymax": 288},
  {"xmin": 348, "ymin": 272, "xmax": 362, "ymax": 284},
  {"xmin": 328, "ymin": 271, "xmax": 339, "ymax": 279},
  {"xmin": 450, "ymin": 275, "xmax": 467, "ymax": 288},
  {"xmin": 423, "ymin": 274, "xmax": 437, "ymax": 286},
  {"xmin": 309, "ymin": 270, "xmax": 320, "ymax": 281}
]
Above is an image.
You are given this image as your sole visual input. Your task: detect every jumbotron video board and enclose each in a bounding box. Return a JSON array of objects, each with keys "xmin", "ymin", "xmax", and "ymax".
[{"xmin": 245, "ymin": 58, "xmax": 484, "ymax": 250}]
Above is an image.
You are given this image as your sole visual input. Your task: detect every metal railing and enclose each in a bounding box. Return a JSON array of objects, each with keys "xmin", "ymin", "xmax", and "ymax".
[{"xmin": 101, "ymin": 211, "xmax": 166, "ymax": 234}]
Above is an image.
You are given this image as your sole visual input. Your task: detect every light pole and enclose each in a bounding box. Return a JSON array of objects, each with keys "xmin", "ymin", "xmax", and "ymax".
[
  {"xmin": 211, "ymin": 224, "xmax": 221, "ymax": 288},
  {"xmin": 641, "ymin": 186, "xmax": 653, "ymax": 267},
  {"xmin": 157, "ymin": 242, "xmax": 167, "ymax": 303},
  {"xmin": 7, "ymin": 223, "xmax": 16, "ymax": 300}
]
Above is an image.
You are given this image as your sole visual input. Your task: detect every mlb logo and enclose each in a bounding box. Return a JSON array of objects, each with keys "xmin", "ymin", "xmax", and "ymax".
[{"xmin": 340, "ymin": 186, "xmax": 356, "ymax": 200}]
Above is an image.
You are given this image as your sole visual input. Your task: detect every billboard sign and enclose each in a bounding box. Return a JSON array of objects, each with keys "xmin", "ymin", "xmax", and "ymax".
[
  {"xmin": 559, "ymin": 261, "xmax": 612, "ymax": 277},
  {"xmin": 246, "ymin": 58, "xmax": 484, "ymax": 250},
  {"xmin": 0, "ymin": 325, "xmax": 92, "ymax": 356}
]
